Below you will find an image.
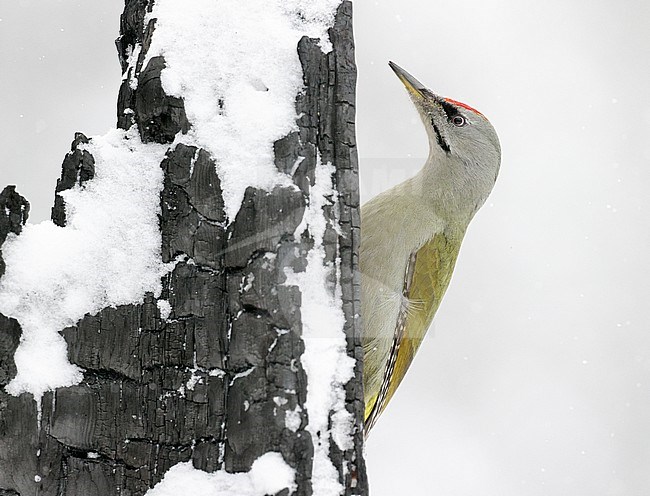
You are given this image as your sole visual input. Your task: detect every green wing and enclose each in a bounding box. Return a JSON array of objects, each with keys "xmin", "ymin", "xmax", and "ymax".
[{"xmin": 365, "ymin": 231, "xmax": 463, "ymax": 432}]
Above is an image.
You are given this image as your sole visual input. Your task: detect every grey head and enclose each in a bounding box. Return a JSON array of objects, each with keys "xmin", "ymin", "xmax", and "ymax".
[{"xmin": 389, "ymin": 61, "xmax": 501, "ymax": 220}]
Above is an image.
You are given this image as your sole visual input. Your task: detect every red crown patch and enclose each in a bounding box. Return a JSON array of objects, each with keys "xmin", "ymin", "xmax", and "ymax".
[{"xmin": 444, "ymin": 98, "xmax": 484, "ymax": 118}]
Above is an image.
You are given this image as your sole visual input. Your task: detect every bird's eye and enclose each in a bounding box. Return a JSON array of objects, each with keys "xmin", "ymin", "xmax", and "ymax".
[{"xmin": 451, "ymin": 115, "xmax": 467, "ymax": 127}]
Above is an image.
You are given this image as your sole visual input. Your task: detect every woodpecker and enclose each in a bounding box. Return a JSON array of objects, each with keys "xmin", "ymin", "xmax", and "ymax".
[{"xmin": 362, "ymin": 62, "xmax": 501, "ymax": 434}]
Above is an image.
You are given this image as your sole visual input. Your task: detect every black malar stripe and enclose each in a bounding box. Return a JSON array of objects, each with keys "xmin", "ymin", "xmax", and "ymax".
[{"xmin": 431, "ymin": 120, "xmax": 451, "ymax": 153}]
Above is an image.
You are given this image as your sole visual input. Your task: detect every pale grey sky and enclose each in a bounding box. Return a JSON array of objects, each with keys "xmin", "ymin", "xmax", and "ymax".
[{"xmin": 1, "ymin": 1, "xmax": 650, "ymax": 495}]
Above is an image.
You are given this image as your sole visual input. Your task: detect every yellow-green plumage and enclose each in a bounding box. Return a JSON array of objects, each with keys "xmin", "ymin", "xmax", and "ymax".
[
  {"xmin": 362, "ymin": 224, "xmax": 464, "ymax": 430},
  {"xmin": 361, "ymin": 62, "xmax": 500, "ymax": 435}
]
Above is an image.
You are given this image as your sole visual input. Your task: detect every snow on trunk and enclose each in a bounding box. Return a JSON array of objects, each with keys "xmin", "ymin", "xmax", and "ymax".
[
  {"xmin": 141, "ymin": 0, "xmax": 342, "ymax": 221},
  {"xmin": 285, "ymin": 158, "xmax": 355, "ymax": 495},
  {"xmin": 145, "ymin": 452, "xmax": 296, "ymax": 496},
  {"xmin": 0, "ymin": 1, "xmax": 366, "ymax": 494},
  {"xmin": 137, "ymin": 1, "xmax": 360, "ymax": 493},
  {"xmin": 0, "ymin": 128, "xmax": 169, "ymax": 412}
]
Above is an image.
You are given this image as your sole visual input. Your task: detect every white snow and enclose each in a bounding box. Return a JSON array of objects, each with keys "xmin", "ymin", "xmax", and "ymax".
[
  {"xmin": 0, "ymin": 1, "xmax": 355, "ymax": 492},
  {"xmin": 145, "ymin": 452, "xmax": 295, "ymax": 496},
  {"xmin": 241, "ymin": 273, "xmax": 255, "ymax": 293},
  {"xmin": 331, "ymin": 407, "xmax": 354, "ymax": 452},
  {"xmin": 284, "ymin": 158, "xmax": 356, "ymax": 496},
  {"xmin": 185, "ymin": 369, "xmax": 203, "ymax": 392},
  {"xmin": 0, "ymin": 127, "xmax": 169, "ymax": 409},
  {"xmin": 141, "ymin": 0, "xmax": 342, "ymax": 221},
  {"xmin": 124, "ymin": 44, "xmax": 142, "ymax": 91},
  {"xmin": 209, "ymin": 368, "xmax": 226, "ymax": 378},
  {"xmin": 231, "ymin": 366, "xmax": 256, "ymax": 384},
  {"xmin": 157, "ymin": 299, "xmax": 172, "ymax": 321},
  {"xmin": 285, "ymin": 404, "xmax": 303, "ymax": 432}
]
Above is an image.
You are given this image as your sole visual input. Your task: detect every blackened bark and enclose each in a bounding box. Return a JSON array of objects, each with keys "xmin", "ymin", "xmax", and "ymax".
[
  {"xmin": 0, "ymin": 187, "xmax": 27, "ymax": 388},
  {"xmin": 51, "ymin": 133, "xmax": 95, "ymax": 227},
  {"xmin": 0, "ymin": 1, "xmax": 365, "ymax": 495}
]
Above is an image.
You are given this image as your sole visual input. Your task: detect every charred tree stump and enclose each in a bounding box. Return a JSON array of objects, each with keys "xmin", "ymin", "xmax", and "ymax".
[{"xmin": 0, "ymin": 1, "xmax": 366, "ymax": 495}]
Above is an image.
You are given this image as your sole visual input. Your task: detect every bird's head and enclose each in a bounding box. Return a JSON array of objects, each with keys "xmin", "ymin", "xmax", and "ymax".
[{"xmin": 389, "ymin": 61, "xmax": 501, "ymax": 220}]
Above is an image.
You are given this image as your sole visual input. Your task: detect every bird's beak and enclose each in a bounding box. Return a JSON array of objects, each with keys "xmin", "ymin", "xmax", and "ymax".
[{"xmin": 389, "ymin": 61, "xmax": 429, "ymax": 99}]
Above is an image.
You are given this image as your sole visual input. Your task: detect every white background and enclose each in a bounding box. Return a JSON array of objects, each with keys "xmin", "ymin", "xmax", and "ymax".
[{"xmin": 1, "ymin": 1, "xmax": 649, "ymax": 495}]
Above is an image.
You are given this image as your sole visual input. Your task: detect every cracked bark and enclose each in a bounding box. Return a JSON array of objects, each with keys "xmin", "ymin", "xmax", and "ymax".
[{"xmin": 0, "ymin": 1, "xmax": 366, "ymax": 495}]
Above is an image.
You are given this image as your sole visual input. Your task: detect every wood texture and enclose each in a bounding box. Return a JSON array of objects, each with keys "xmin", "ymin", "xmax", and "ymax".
[{"xmin": 0, "ymin": 1, "xmax": 365, "ymax": 494}]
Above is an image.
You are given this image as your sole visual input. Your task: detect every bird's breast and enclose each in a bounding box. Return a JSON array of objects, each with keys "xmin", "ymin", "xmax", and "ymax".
[{"xmin": 360, "ymin": 187, "xmax": 466, "ymax": 424}]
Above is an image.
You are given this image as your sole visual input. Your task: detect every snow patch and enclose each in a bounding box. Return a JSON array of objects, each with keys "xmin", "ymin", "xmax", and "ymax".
[
  {"xmin": 331, "ymin": 407, "xmax": 354, "ymax": 452},
  {"xmin": 285, "ymin": 404, "xmax": 303, "ymax": 433},
  {"xmin": 145, "ymin": 452, "xmax": 295, "ymax": 496},
  {"xmin": 209, "ymin": 368, "xmax": 226, "ymax": 378},
  {"xmin": 0, "ymin": 127, "xmax": 169, "ymax": 409},
  {"xmin": 284, "ymin": 158, "xmax": 355, "ymax": 496},
  {"xmin": 231, "ymin": 367, "xmax": 256, "ymax": 384},
  {"xmin": 142, "ymin": 0, "xmax": 343, "ymax": 221},
  {"xmin": 241, "ymin": 273, "xmax": 255, "ymax": 293},
  {"xmin": 185, "ymin": 371, "xmax": 202, "ymax": 392},
  {"xmin": 123, "ymin": 43, "xmax": 142, "ymax": 90},
  {"xmin": 157, "ymin": 299, "xmax": 172, "ymax": 321}
]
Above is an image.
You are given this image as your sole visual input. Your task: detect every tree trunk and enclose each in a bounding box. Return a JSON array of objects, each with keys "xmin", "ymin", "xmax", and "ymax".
[{"xmin": 0, "ymin": 1, "xmax": 366, "ymax": 495}]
